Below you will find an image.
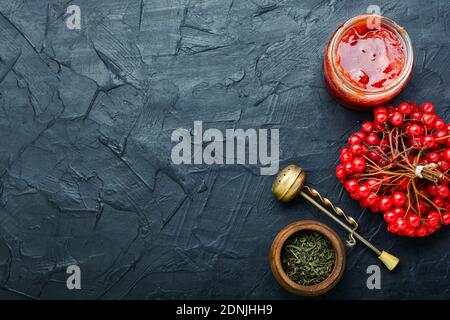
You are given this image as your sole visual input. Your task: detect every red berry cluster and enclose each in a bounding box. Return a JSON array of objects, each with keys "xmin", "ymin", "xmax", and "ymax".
[{"xmin": 336, "ymin": 102, "xmax": 450, "ymax": 237}]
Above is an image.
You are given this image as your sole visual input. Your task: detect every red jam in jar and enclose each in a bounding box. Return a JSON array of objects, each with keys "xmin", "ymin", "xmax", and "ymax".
[{"xmin": 324, "ymin": 15, "xmax": 413, "ymax": 110}]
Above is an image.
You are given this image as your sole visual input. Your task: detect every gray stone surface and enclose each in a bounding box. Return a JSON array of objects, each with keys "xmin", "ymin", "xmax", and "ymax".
[{"xmin": 0, "ymin": 0, "xmax": 449, "ymax": 299}]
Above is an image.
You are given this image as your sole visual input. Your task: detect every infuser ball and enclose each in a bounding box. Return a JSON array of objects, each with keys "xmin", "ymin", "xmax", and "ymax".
[{"xmin": 272, "ymin": 165, "xmax": 306, "ymax": 202}]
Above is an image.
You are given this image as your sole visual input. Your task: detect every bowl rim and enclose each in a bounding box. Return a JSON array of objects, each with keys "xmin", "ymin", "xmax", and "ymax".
[{"xmin": 269, "ymin": 220, "xmax": 346, "ymax": 296}]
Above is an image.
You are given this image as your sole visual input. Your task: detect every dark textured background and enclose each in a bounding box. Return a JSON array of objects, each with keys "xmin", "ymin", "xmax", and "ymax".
[{"xmin": 0, "ymin": 0, "xmax": 449, "ymax": 300}]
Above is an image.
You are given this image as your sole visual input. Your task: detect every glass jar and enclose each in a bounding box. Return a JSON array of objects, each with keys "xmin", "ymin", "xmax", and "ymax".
[{"xmin": 324, "ymin": 15, "xmax": 414, "ymax": 111}]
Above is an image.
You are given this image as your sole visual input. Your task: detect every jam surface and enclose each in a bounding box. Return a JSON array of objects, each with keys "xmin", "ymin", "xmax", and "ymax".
[{"xmin": 336, "ymin": 20, "xmax": 406, "ymax": 90}]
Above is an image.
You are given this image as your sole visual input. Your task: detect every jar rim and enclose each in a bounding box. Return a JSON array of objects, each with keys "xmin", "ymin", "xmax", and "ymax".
[{"xmin": 328, "ymin": 15, "xmax": 414, "ymax": 96}]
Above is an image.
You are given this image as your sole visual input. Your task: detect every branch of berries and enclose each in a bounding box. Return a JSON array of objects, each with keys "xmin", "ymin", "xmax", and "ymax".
[{"xmin": 336, "ymin": 102, "xmax": 450, "ymax": 237}]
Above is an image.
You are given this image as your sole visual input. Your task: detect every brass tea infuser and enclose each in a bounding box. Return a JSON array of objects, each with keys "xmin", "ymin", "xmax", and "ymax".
[{"xmin": 272, "ymin": 164, "xmax": 399, "ymax": 271}]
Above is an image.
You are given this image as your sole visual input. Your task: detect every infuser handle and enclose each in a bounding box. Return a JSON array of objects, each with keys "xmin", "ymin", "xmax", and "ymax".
[
  {"xmin": 299, "ymin": 190, "xmax": 400, "ymax": 271},
  {"xmin": 378, "ymin": 251, "xmax": 400, "ymax": 271},
  {"xmin": 303, "ymin": 185, "xmax": 358, "ymax": 246}
]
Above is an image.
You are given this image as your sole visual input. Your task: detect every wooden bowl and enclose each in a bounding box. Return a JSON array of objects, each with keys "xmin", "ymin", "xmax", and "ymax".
[{"xmin": 269, "ymin": 220, "xmax": 346, "ymax": 296}]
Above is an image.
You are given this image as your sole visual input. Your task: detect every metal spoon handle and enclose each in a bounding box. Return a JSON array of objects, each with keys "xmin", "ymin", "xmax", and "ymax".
[
  {"xmin": 304, "ymin": 185, "xmax": 358, "ymax": 246},
  {"xmin": 300, "ymin": 191, "xmax": 381, "ymax": 255},
  {"xmin": 300, "ymin": 190, "xmax": 400, "ymax": 271}
]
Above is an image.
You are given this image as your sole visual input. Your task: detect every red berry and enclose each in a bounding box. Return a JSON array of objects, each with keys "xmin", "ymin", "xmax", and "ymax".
[
  {"xmin": 432, "ymin": 197, "xmax": 445, "ymax": 209},
  {"xmin": 410, "ymin": 112, "xmax": 422, "ymax": 122},
  {"xmin": 427, "ymin": 152, "xmax": 440, "ymax": 163},
  {"xmin": 388, "ymin": 223, "xmax": 398, "ymax": 234},
  {"xmin": 365, "ymin": 133, "xmax": 380, "ymax": 146},
  {"xmin": 418, "ymin": 202, "xmax": 430, "ymax": 214},
  {"xmin": 336, "ymin": 164, "xmax": 346, "ymax": 179},
  {"xmin": 427, "ymin": 211, "xmax": 440, "ymax": 227},
  {"xmin": 398, "ymin": 102, "xmax": 412, "ymax": 115},
  {"xmin": 420, "ymin": 102, "xmax": 435, "ymax": 114},
  {"xmin": 407, "ymin": 214, "xmax": 421, "ymax": 228},
  {"xmin": 361, "ymin": 144, "xmax": 369, "ymax": 155},
  {"xmin": 368, "ymin": 151, "xmax": 381, "ymax": 162},
  {"xmin": 393, "ymin": 207, "xmax": 406, "ymax": 217},
  {"xmin": 422, "ymin": 135, "xmax": 436, "ymax": 148},
  {"xmin": 354, "ymin": 131, "xmax": 366, "ymax": 140},
  {"xmin": 350, "ymin": 144, "xmax": 363, "ymax": 156},
  {"xmin": 340, "ymin": 149, "xmax": 353, "ymax": 163},
  {"xmin": 443, "ymin": 149, "xmax": 450, "ymax": 162},
  {"xmin": 389, "ymin": 112, "xmax": 404, "ymax": 126},
  {"xmin": 348, "ymin": 135, "xmax": 362, "ymax": 145},
  {"xmin": 416, "ymin": 226, "xmax": 427, "ymax": 237},
  {"xmin": 395, "ymin": 217, "xmax": 407, "ymax": 233},
  {"xmin": 405, "ymin": 227, "xmax": 415, "ymax": 237},
  {"xmin": 350, "ymin": 192, "xmax": 362, "ymax": 200},
  {"xmin": 410, "ymin": 103, "xmax": 419, "ymax": 112},
  {"xmin": 434, "ymin": 119, "xmax": 446, "ymax": 130},
  {"xmin": 406, "ymin": 124, "xmax": 423, "ymax": 136},
  {"xmin": 437, "ymin": 185, "xmax": 450, "ymax": 198},
  {"xmin": 435, "ymin": 129, "xmax": 448, "ymax": 144},
  {"xmin": 422, "ymin": 113, "xmax": 436, "ymax": 127},
  {"xmin": 430, "ymin": 224, "xmax": 441, "ymax": 233},
  {"xmin": 360, "ymin": 199, "xmax": 371, "ymax": 208},
  {"xmin": 442, "ymin": 212, "xmax": 450, "ymax": 225},
  {"xmin": 384, "ymin": 210, "xmax": 397, "ymax": 224},
  {"xmin": 379, "ymin": 196, "xmax": 393, "ymax": 211},
  {"xmin": 392, "ymin": 192, "xmax": 406, "ymax": 207},
  {"xmin": 374, "ymin": 107, "xmax": 388, "ymax": 114},
  {"xmin": 373, "ymin": 123, "xmax": 384, "ymax": 132},
  {"xmin": 366, "ymin": 178, "xmax": 381, "ymax": 192},
  {"xmin": 362, "ymin": 121, "xmax": 374, "ymax": 133},
  {"xmin": 370, "ymin": 202, "xmax": 380, "ymax": 213},
  {"xmin": 352, "ymin": 157, "xmax": 366, "ymax": 173},
  {"xmin": 428, "ymin": 184, "xmax": 439, "ymax": 196},
  {"xmin": 365, "ymin": 193, "xmax": 378, "ymax": 206},
  {"xmin": 343, "ymin": 162, "xmax": 354, "ymax": 175},
  {"xmin": 357, "ymin": 184, "xmax": 371, "ymax": 198},
  {"xmin": 340, "ymin": 146, "xmax": 350, "ymax": 155},
  {"xmin": 439, "ymin": 160, "xmax": 450, "ymax": 172},
  {"xmin": 374, "ymin": 112, "xmax": 388, "ymax": 125},
  {"xmin": 345, "ymin": 179, "xmax": 359, "ymax": 193}
]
